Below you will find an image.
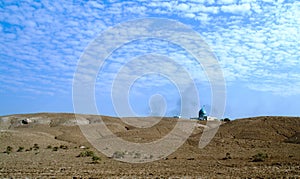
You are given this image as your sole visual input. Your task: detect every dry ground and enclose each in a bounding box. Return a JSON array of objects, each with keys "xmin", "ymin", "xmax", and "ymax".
[{"xmin": 0, "ymin": 113, "xmax": 299, "ymax": 178}]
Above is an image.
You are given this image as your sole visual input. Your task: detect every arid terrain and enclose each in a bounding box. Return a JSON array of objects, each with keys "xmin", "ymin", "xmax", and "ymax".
[{"xmin": 0, "ymin": 113, "xmax": 299, "ymax": 178}]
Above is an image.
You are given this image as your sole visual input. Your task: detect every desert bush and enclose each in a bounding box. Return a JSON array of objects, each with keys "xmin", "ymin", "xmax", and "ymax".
[
  {"xmin": 77, "ymin": 150, "xmax": 94, "ymax": 157},
  {"xmin": 25, "ymin": 147, "xmax": 32, "ymax": 152},
  {"xmin": 52, "ymin": 146, "xmax": 59, "ymax": 151},
  {"xmin": 92, "ymin": 155, "xmax": 101, "ymax": 163},
  {"xmin": 222, "ymin": 152, "xmax": 231, "ymax": 160},
  {"xmin": 223, "ymin": 118, "xmax": 231, "ymax": 122},
  {"xmin": 17, "ymin": 146, "xmax": 24, "ymax": 152},
  {"xmin": 112, "ymin": 151, "xmax": 125, "ymax": 159},
  {"xmin": 4, "ymin": 146, "xmax": 13, "ymax": 154},
  {"xmin": 46, "ymin": 145, "xmax": 52, "ymax": 149},
  {"xmin": 59, "ymin": 145, "xmax": 68, "ymax": 150},
  {"xmin": 76, "ymin": 150, "xmax": 101, "ymax": 163},
  {"xmin": 252, "ymin": 153, "xmax": 268, "ymax": 162},
  {"xmin": 33, "ymin": 144, "xmax": 39, "ymax": 150},
  {"xmin": 134, "ymin": 152, "xmax": 141, "ymax": 159}
]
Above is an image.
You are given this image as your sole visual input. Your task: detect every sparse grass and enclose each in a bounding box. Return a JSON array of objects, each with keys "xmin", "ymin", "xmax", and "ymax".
[{"xmin": 251, "ymin": 153, "xmax": 268, "ymax": 162}]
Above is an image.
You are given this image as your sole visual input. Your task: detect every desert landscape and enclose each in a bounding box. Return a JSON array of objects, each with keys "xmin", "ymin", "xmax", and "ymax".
[{"xmin": 0, "ymin": 113, "xmax": 299, "ymax": 178}]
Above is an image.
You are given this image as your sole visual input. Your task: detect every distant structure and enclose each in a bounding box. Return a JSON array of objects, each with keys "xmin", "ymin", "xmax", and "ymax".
[
  {"xmin": 21, "ymin": 118, "xmax": 32, "ymax": 124},
  {"xmin": 181, "ymin": 105, "xmax": 220, "ymax": 121},
  {"xmin": 206, "ymin": 116, "xmax": 218, "ymax": 121},
  {"xmin": 198, "ymin": 106, "xmax": 207, "ymax": 120}
]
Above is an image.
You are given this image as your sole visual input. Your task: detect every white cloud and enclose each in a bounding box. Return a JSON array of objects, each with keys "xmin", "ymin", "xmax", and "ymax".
[
  {"xmin": 185, "ymin": 13, "xmax": 196, "ymax": 18},
  {"xmin": 190, "ymin": 5, "xmax": 220, "ymax": 14},
  {"xmin": 87, "ymin": 1, "xmax": 104, "ymax": 9},
  {"xmin": 247, "ymin": 80, "xmax": 300, "ymax": 96},
  {"xmin": 1, "ymin": 0, "xmax": 300, "ymax": 99},
  {"xmin": 195, "ymin": 13, "xmax": 211, "ymax": 22},
  {"xmin": 220, "ymin": 3, "xmax": 251, "ymax": 14},
  {"xmin": 206, "ymin": 0, "xmax": 215, "ymax": 5},
  {"xmin": 251, "ymin": 3, "xmax": 263, "ymax": 13},
  {"xmin": 176, "ymin": 3, "xmax": 190, "ymax": 11},
  {"xmin": 202, "ymin": 1, "xmax": 300, "ymax": 95},
  {"xmin": 217, "ymin": 0, "xmax": 236, "ymax": 5},
  {"xmin": 262, "ymin": 0, "xmax": 274, "ymax": 3}
]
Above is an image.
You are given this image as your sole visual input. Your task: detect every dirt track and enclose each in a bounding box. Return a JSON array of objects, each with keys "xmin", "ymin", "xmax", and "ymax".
[{"xmin": 0, "ymin": 113, "xmax": 299, "ymax": 178}]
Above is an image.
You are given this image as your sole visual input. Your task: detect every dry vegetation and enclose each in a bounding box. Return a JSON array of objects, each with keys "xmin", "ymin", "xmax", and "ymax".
[{"xmin": 0, "ymin": 113, "xmax": 299, "ymax": 178}]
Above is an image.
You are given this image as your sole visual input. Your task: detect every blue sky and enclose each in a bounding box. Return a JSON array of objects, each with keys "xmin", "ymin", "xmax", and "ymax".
[{"xmin": 1, "ymin": 0, "xmax": 300, "ymax": 119}]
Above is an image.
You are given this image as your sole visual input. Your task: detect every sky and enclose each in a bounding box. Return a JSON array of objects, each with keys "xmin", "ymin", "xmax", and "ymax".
[{"xmin": 1, "ymin": 0, "xmax": 300, "ymax": 119}]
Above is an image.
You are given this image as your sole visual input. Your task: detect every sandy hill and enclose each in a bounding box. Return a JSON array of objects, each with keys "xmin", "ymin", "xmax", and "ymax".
[{"xmin": 0, "ymin": 113, "xmax": 299, "ymax": 178}]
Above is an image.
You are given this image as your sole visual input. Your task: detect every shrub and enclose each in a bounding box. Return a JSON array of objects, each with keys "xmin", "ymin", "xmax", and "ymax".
[
  {"xmin": 77, "ymin": 150, "xmax": 94, "ymax": 157},
  {"xmin": 76, "ymin": 150, "xmax": 101, "ymax": 164},
  {"xmin": 224, "ymin": 118, "xmax": 231, "ymax": 122},
  {"xmin": 25, "ymin": 147, "xmax": 32, "ymax": 152},
  {"xmin": 33, "ymin": 144, "xmax": 39, "ymax": 150},
  {"xmin": 92, "ymin": 155, "xmax": 101, "ymax": 163},
  {"xmin": 134, "ymin": 152, "xmax": 141, "ymax": 159},
  {"xmin": 17, "ymin": 146, "xmax": 24, "ymax": 152},
  {"xmin": 4, "ymin": 146, "xmax": 13, "ymax": 154},
  {"xmin": 222, "ymin": 152, "xmax": 231, "ymax": 160},
  {"xmin": 112, "ymin": 151, "xmax": 125, "ymax": 159},
  {"xmin": 52, "ymin": 147, "xmax": 59, "ymax": 151},
  {"xmin": 252, "ymin": 153, "xmax": 268, "ymax": 162},
  {"xmin": 46, "ymin": 145, "xmax": 52, "ymax": 149},
  {"xmin": 59, "ymin": 145, "xmax": 68, "ymax": 150}
]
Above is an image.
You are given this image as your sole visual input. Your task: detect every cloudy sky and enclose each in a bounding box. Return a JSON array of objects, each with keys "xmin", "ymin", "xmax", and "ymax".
[{"xmin": 1, "ymin": 0, "xmax": 299, "ymax": 119}]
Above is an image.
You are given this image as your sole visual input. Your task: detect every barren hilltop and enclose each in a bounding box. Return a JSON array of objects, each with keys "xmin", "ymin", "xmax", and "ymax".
[{"xmin": 0, "ymin": 113, "xmax": 299, "ymax": 178}]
